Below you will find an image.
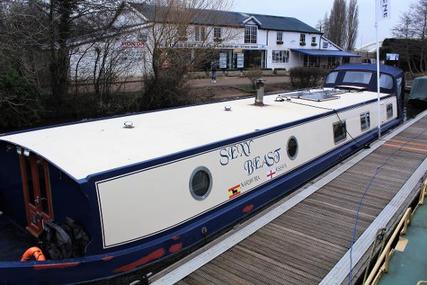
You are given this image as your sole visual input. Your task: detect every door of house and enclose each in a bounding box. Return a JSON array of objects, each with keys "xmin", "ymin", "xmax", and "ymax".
[{"xmin": 19, "ymin": 152, "xmax": 54, "ymax": 237}]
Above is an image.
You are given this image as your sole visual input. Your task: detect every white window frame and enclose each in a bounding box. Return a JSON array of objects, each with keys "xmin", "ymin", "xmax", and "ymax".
[
  {"xmin": 277, "ymin": 32, "xmax": 283, "ymax": 42},
  {"xmin": 272, "ymin": 50, "xmax": 290, "ymax": 63},
  {"xmin": 214, "ymin": 27, "xmax": 222, "ymax": 40},
  {"xmin": 245, "ymin": 25, "xmax": 258, "ymax": 44},
  {"xmin": 195, "ymin": 26, "xmax": 206, "ymax": 42},
  {"xmin": 300, "ymin": 34, "xmax": 306, "ymax": 45}
]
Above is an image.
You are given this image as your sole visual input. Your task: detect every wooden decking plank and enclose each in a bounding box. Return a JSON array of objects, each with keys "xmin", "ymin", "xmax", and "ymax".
[
  {"xmin": 213, "ymin": 252, "xmax": 290, "ymax": 285},
  {"xmin": 256, "ymin": 224, "xmax": 343, "ymax": 268},
  {"xmin": 234, "ymin": 243, "xmax": 321, "ymax": 284}
]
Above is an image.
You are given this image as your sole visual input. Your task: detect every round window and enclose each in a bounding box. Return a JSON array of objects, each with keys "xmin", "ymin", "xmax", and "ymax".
[
  {"xmin": 287, "ymin": 136, "xmax": 298, "ymax": 160},
  {"xmin": 189, "ymin": 167, "xmax": 212, "ymax": 200}
]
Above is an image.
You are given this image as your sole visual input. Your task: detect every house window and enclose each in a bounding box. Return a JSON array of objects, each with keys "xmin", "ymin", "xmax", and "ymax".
[
  {"xmin": 300, "ymin": 34, "xmax": 306, "ymax": 46},
  {"xmin": 245, "ymin": 25, "xmax": 258, "ymax": 44},
  {"xmin": 272, "ymin": 50, "xmax": 289, "ymax": 63},
  {"xmin": 333, "ymin": 121, "xmax": 347, "ymax": 144},
  {"xmin": 323, "ymin": 41, "xmax": 329, "ymax": 49},
  {"xmin": 360, "ymin": 112, "xmax": 371, "ymax": 131},
  {"xmin": 277, "ymin": 32, "xmax": 283, "ymax": 44},
  {"xmin": 387, "ymin": 104, "xmax": 393, "ymax": 119},
  {"xmin": 311, "ymin": 36, "xmax": 317, "ymax": 46},
  {"xmin": 214, "ymin": 27, "xmax": 222, "ymax": 40},
  {"xmin": 195, "ymin": 26, "xmax": 206, "ymax": 42}
]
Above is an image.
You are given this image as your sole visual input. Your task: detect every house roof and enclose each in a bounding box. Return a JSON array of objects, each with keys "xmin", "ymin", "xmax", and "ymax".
[{"xmin": 126, "ymin": 2, "xmax": 322, "ymax": 34}]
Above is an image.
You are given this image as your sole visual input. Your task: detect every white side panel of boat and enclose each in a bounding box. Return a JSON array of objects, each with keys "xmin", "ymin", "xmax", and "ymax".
[{"xmin": 96, "ymin": 97, "xmax": 397, "ymax": 248}]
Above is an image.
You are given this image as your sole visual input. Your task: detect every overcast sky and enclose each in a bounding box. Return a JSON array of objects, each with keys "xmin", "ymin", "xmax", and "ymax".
[{"xmin": 232, "ymin": 0, "xmax": 413, "ymax": 48}]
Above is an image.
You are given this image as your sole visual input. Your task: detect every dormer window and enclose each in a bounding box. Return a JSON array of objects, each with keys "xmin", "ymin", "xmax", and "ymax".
[
  {"xmin": 245, "ymin": 25, "xmax": 257, "ymax": 44},
  {"xmin": 277, "ymin": 32, "xmax": 283, "ymax": 44},
  {"xmin": 300, "ymin": 34, "xmax": 306, "ymax": 46}
]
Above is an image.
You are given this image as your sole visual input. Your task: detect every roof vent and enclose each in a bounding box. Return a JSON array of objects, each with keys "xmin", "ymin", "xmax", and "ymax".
[
  {"xmin": 123, "ymin": 121, "xmax": 135, "ymax": 129},
  {"xmin": 224, "ymin": 105, "xmax": 232, "ymax": 112}
]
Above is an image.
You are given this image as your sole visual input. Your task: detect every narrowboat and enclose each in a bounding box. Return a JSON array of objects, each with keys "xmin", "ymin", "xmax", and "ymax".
[{"xmin": 0, "ymin": 64, "xmax": 404, "ymax": 284}]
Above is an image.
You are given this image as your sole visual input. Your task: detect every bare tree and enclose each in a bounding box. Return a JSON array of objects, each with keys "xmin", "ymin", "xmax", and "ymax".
[
  {"xmin": 132, "ymin": 0, "xmax": 235, "ymax": 109},
  {"xmin": 412, "ymin": 0, "xmax": 427, "ymax": 40},
  {"xmin": 328, "ymin": 0, "xmax": 347, "ymax": 48},
  {"xmin": 393, "ymin": 13, "xmax": 415, "ymax": 39},
  {"xmin": 346, "ymin": 0, "xmax": 358, "ymax": 50},
  {"xmin": 392, "ymin": 0, "xmax": 427, "ymax": 75},
  {"xmin": 320, "ymin": 13, "xmax": 330, "ymax": 38}
]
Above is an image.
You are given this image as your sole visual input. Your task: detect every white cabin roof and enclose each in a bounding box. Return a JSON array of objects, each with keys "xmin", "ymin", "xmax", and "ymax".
[{"xmin": 0, "ymin": 91, "xmax": 389, "ymax": 180}]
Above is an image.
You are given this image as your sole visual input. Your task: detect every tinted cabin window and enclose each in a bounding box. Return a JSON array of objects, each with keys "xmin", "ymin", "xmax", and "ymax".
[
  {"xmin": 190, "ymin": 167, "xmax": 212, "ymax": 200},
  {"xmin": 326, "ymin": 72, "xmax": 338, "ymax": 84},
  {"xmin": 380, "ymin": 74, "xmax": 394, "ymax": 89},
  {"xmin": 360, "ymin": 112, "xmax": 371, "ymax": 131},
  {"xmin": 343, "ymin": 71, "xmax": 372, "ymax": 85},
  {"xmin": 333, "ymin": 121, "xmax": 347, "ymax": 143},
  {"xmin": 387, "ymin": 104, "xmax": 393, "ymax": 119}
]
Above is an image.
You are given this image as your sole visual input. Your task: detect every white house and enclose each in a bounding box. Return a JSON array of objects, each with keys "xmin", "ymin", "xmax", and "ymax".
[{"xmin": 70, "ymin": 1, "xmax": 359, "ymax": 80}]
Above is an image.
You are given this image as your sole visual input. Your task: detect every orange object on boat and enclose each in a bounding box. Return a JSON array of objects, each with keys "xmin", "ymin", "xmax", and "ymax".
[{"xmin": 20, "ymin": 247, "xmax": 46, "ymax": 262}]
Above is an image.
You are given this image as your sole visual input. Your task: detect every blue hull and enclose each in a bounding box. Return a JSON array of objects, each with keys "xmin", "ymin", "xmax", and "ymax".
[{"xmin": 0, "ymin": 119, "xmax": 400, "ymax": 284}]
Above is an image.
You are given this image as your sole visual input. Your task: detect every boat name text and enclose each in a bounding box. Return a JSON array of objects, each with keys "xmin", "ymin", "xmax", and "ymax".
[
  {"xmin": 244, "ymin": 148, "xmax": 282, "ymax": 176},
  {"xmin": 219, "ymin": 140, "xmax": 254, "ymax": 166}
]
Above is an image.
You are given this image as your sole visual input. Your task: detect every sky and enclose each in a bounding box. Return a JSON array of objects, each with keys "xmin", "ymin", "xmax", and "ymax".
[{"xmin": 232, "ymin": 0, "xmax": 413, "ymax": 48}]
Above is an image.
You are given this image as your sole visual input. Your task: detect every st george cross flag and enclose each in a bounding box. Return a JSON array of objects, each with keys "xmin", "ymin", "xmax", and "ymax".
[{"xmin": 377, "ymin": 0, "xmax": 391, "ymax": 20}]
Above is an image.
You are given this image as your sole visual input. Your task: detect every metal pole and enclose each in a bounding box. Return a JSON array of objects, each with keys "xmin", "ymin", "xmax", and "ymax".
[{"xmin": 376, "ymin": 2, "xmax": 381, "ymax": 138}]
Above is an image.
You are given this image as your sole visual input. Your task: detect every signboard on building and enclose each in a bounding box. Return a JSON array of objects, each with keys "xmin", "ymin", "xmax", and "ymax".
[
  {"xmin": 386, "ymin": 53, "xmax": 399, "ymax": 61},
  {"xmin": 237, "ymin": 53, "xmax": 244, "ymax": 69},
  {"xmin": 121, "ymin": 41, "xmax": 145, "ymax": 48},
  {"xmin": 219, "ymin": 53, "xmax": 228, "ymax": 69}
]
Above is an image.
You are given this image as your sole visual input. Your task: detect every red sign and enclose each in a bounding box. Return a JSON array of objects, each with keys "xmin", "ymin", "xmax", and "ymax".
[{"xmin": 121, "ymin": 41, "xmax": 145, "ymax": 48}]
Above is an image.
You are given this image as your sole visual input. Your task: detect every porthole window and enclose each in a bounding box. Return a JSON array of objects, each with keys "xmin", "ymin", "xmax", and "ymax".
[
  {"xmin": 287, "ymin": 136, "xmax": 298, "ymax": 160},
  {"xmin": 189, "ymin": 167, "xmax": 212, "ymax": 200}
]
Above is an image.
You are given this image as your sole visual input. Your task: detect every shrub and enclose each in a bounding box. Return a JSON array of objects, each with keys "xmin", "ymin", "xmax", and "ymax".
[
  {"xmin": 141, "ymin": 68, "xmax": 192, "ymax": 110},
  {"xmin": 289, "ymin": 67, "xmax": 328, "ymax": 89},
  {"xmin": 244, "ymin": 68, "xmax": 263, "ymax": 90}
]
